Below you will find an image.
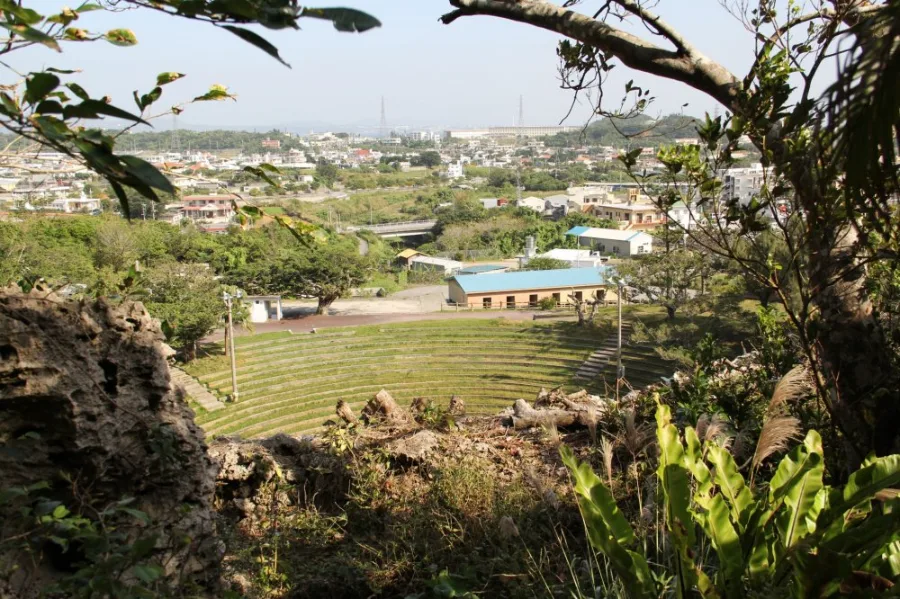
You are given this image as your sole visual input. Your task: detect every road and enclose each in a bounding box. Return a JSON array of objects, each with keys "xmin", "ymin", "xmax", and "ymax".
[{"xmin": 207, "ymin": 308, "xmax": 542, "ymax": 341}]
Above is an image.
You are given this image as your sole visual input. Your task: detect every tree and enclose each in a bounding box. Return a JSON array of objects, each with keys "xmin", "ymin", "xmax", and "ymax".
[
  {"xmin": 143, "ymin": 262, "xmax": 222, "ymax": 361},
  {"xmin": 414, "ymin": 151, "xmax": 442, "ymax": 168},
  {"xmin": 616, "ymin": 249, "xmax": 702, "ymax": 320},
  {"xmin": 439, "ymin": 0, "xmax": 900, "ymax": 460},
  {"xmin": 315, "ymin": 160, "xmax": 339, "ymax": 186},
  {"xmin": 520, "ymin": 257, "xmax": 569, "ymax": 271},
  {"xmin": 236, "ymin": 238, "xmax": 371, "ymax": 315},
  {"xmin": 94, "ymin": 219, "xmax": 137, "ymax": 272}
]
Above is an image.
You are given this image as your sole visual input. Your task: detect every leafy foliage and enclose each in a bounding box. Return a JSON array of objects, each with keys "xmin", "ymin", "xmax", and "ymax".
[{"xmin": 562, "ymin": 402, "xmax": 900, "ymax": 598}]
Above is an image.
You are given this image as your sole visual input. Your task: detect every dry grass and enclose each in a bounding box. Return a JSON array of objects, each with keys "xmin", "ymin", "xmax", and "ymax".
[
  {"xmin": 751, "ymin": 416, "xmax": 802, "ymax": 473},
  {"xmin": 696, "ymin": 413, "xmax": 733, "ymax": 449},
  {"xmin": 599, "ymin": 436, "xmax": 616, "ymax": 489},
  {"xmin": 768, "ymin": 365, "xmax": 810, "ymax": 414}
]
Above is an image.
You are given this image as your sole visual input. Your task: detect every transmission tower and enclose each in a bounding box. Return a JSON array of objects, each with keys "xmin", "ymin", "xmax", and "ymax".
[
  {"xmin": 515, "ymin": 95, "xmax": 524, "ymax": 202},
  {"xmin": 379, "ymin": 96, "xmax": 387, "ymax": 137}
]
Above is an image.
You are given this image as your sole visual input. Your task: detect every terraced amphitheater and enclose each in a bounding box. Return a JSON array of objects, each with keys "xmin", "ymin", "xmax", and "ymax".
[{"xmin": 185, "ymin": 319, "xmax": 675, "ymax": 438}]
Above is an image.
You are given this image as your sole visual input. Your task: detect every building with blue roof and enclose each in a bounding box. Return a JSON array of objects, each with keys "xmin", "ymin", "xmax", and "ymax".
[
  {"xmin": 448, "ymin": 267, "xmax": 610, "ymax": 308},
  {"xmin": 457, "ymin": 264, "xmax": 509, "ymax": 276},
  {"xmin": 564, "ymin": 226, "xmax": 653, "ymax": 257}
]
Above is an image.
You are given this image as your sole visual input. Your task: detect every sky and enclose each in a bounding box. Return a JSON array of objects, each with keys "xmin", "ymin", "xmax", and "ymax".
[{"xmin": 7, "ymin": 1, "xmax": 811, "ymax": 131}]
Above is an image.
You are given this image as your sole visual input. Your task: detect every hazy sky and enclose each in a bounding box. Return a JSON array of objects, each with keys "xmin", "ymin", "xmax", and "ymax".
[{"xmin": 9, "ymin": 1, "xmax": 797, "ymax": 130}]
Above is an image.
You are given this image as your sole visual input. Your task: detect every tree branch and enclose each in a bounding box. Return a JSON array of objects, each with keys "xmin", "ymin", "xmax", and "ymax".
[
  {"xmin": 441, "ymin": 0, "xmax": 742, "ymax": 109},
  {"xmin": 611, "ymin": 0, "xmax": 696, "ymax": 56}
]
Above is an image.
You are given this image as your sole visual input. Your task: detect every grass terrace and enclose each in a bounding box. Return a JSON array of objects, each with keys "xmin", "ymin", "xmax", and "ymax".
[{"xmin": 184, "ymin": 318, "xmax": 678, "ymax": 439}]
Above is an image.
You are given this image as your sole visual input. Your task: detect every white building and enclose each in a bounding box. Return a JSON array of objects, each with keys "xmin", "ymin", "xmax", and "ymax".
[
  {"xmin": 409, "ymin": 255, "xmax": 463, "ymax": 276},
  {"xmin": 244, "ymin": 296, "xmax": 283, "ymax": 323},
  {"xmin": 565, "ymin": 226, "xmax": 654, "ymax": 257},
  {"xmin": 516, "ymin": 196, "xmax": 545, "ymax": 212},
  {"xmin": 722, "ymin": 163, "xmax": 768, "ymax": 206},
  {"xmin": 446, "ymin": 160, "xmax": 464, "ymax": 180},
  {"xmin": 537, "ymin": 248, "xmax": 608, "ymax": 268},
  {"xmin": 48, "ymin": 194, "xmax": 102, "ymax": 214}
]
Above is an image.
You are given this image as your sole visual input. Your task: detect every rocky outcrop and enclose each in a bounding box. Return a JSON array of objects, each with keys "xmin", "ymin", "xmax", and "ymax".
[
  {"xmin": 0, "ymin": 288, "xmax": 219, "ymax": 596},
  {"xmin": 208, "ymin": 434, "xmax": 346, "ymax": 523}
]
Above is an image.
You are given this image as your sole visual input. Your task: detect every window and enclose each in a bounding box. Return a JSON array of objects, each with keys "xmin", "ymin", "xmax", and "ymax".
[
  {"xmin": 506, "ymin": 295, "xmax": 516, "ymax": 309},
  {"xmin": 574, "ymin": 291, "xmax": 583, "ymax": 301},
  {"xmin": 529, "ymin": 294, "xmax": 538, "ymax": 307},
  {"xmin": 612, "ymin": 246, "xmax": 620, "ymax": 254},
  {"xmin": 482, "ymin": 297, "xmax": 492, "ymax": 309},
  {"xmin": 552, "ymin": 292, "xmax": 561, "ymax": 305}
]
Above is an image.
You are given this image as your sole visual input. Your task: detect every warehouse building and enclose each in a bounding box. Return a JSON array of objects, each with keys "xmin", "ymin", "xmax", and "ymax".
[{"xmin": 448, "ymin": 267, "xmax": 609, "ymax": 308}]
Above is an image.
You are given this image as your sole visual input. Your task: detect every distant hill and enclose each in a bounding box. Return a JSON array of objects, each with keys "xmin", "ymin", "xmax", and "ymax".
[{"xmin": 545, "ymin": 114, "xmax": 702, "ymax": 147}]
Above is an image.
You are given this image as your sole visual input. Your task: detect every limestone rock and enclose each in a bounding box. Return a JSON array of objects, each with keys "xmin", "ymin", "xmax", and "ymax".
[
  {"xmin": 0, "ymin": 288, "xmax": 219, "ymax": 596},
  {"xmin": 388, "ymin": 430, "xmax": 440, "ymax": 464}
]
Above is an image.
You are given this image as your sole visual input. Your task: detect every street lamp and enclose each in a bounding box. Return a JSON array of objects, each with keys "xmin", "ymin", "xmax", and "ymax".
[{"xmin": 223, "ymin": 289, "xmax": 243, "ymax": 402}]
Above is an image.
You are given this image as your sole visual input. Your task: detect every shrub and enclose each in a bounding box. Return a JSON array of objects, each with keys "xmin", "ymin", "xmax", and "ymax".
[
  {"xmin": 538, "ymin": 296, "xmax": 558, "ymax": 310},
  {"xmin": 561, "ymin": 401, "xmax": 900, "ymax": 598}
]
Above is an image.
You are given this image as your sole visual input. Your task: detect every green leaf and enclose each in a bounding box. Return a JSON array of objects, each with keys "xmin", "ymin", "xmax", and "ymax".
[
  {"xmin": 770, "ymin": 430, "xmax": 824, "ymax": 551},
  {"xmin": 0, "ymin": 92, "xmax": 20, "ymax": 117},
  {"xmin": 66, "ymin": 82, "xmax": 89, "ymax": 100},
  {"xmin": 75, "ymin": 2, "xmax": 103, "ymax": 12},
  {"xmin": 120, "ymin": 506, "xmax": 150, "ymax": 524},
  {"xmin": 243, "ymin": 165, "xmax": 280, "ymax": 188},
  {"xmin": 109, "ymin": 180, "xmax": 130, "ymax": 218},
  {"xmin": 63, "ymin": 99, "xmax": 149, "ymax": 124},
  {"xmin": 45, "ymin": 67, "xmax": 78, "ymax": 74},
  {"xmin": 52, "ymin": 504, "xmax": 70, "ymax": 519},
  {"xmin": 221, "ymin": 25, "xmax": 289, "ymax": 67},
  {"xmin": 301, "ymin": 7, "xmax": 382, "ymax": 33},
  {"xmin": 703, "ymin": 495, "xmax": 743, "ymax": 590},
  {"xmin": 24, "ymin": 73, "xmax": 60, "ymax": 105},
  {"xmin": 131, "ymin": 564, "xmax": 163, "ymax": 584},
  {"xmin": 120, "ymin": 155, "xmax": 175, "ymax": 195},
  {"xmin": 0, "ymin": 23, "xmax": 61, "ymax": 51},
  {"xmin": 35, "ymin": 99, "xmax": 64, "ymax": 114},
  {"xmin": 0, "ymin": 1, "xmax": 43, "ymax": 25},
  {"xmin": 559, "ymin": 445, "xmax": 655, "ymax": 599},
  {"xmin": 104, "ymin": 28, "xmax": 137, "ymax": 46},
  {"xmin": 46, "ymin": 7, "xmax": 79, "ymax": 26},
  {"xmin": 156, "ymin": 72, "xmax": 185, "ymax": 86},
  {"xmin": 130, "ymin": 534, "xmax": 159, "ymax": 560},
  {"xmin": 192, "ymin": 84, "xmax": 235, "ymax": 103},
  {"xmin": 134, "ymin": 86, "xmax": 161, "ymax": 111},
  {"xmin": 707, "ymin": 445, "xmax": 753, "ymax": 531},
  {"xmin": 63, "ymin": 27, "xmax": 90, "ymax": 41}
]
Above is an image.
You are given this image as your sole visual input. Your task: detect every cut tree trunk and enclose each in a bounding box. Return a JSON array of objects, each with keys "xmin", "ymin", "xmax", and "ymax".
[{"xmin": 510, "ymin": 398, "xmax": 607, "ymax": 430}]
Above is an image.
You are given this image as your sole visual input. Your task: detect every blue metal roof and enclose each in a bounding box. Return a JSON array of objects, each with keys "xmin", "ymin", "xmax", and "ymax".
[
  {"xmin": 566, "ymin": 225, "xmax": 591, "ymax": 236},
  {"xmin": 451, "ymin": 267, "xmax": 609, "ymax": 294},
  {"xmin": 458, "ymin": 264, "xmax": 507, "ymax": 274}
]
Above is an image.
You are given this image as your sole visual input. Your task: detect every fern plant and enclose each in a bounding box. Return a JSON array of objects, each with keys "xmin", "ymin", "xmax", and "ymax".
[{"xmin": 561, "ymin": 401, "xmax": 900, "ymax": 598}]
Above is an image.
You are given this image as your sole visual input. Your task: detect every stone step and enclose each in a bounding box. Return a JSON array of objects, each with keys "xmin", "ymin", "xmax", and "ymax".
[{"xmin": 170, "ymin": 366, "xmax": 226, "ymax": 412}]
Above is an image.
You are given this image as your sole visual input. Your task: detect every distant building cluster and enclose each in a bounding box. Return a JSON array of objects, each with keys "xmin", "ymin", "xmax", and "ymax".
[{"xmin": 446, "ymin": 126, "xmax": 578, "ymax": 139}]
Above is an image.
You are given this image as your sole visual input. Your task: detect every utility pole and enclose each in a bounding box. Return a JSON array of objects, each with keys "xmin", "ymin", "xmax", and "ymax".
[
  {"xmin": 614, "ymin": 278, "xmax": 625, "ymax": 402},
  {"xmin": 223, "ymin": 290, "xmax": 242, "ymax": 402}
]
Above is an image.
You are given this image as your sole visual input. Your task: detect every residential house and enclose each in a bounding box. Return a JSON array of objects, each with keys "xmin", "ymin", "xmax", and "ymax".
[
  {"xmin": 48, "ymin": 194, "xmax": 101, "ymax": 214},
  {"xmin": 565, "ymin": 226, "xmax": 654, "ymax": 257},
  {"xmin": 178, "ymin": 195, "xmax": 235, "ymax": 224}
]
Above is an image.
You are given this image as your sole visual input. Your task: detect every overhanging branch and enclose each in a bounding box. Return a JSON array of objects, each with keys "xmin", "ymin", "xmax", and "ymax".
[{"xmin": 441, "ymin": 0, "xmax": 742, "ymax": 109}]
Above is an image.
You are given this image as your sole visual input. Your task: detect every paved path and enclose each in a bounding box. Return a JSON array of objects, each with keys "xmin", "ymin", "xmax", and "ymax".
[
  {"xmin": 170, "ymin": 367, "xmax": 226, "ymax": 411},
  {"xmin": 204, "ymin": 309, "xmax": 543, "ymax": 342},
  {"xmin": 574, "ymin": 322, "xmax": 633, "ymax": 380}
]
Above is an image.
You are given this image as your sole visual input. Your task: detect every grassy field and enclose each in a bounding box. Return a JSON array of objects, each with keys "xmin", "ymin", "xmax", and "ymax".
[{"xmin": 184, "ymin": 317, "xmax": 677, "ymax": 439}]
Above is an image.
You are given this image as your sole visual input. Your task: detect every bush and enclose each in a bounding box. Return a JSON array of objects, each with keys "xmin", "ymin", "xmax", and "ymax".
[
  {"xmin": 561, "ymin": 402, "xmax": 900, "ymax": 598},
  {"xmin": 538, "ymin": 296, "xmax": 558, "ymax": 310}
]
